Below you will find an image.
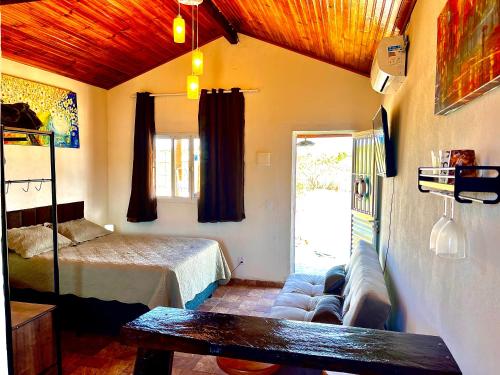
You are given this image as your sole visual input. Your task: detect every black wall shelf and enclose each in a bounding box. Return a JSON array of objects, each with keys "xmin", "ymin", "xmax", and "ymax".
[{"xmin": 418, "ymin": 166, "xmax": 500, "ymax": 204}]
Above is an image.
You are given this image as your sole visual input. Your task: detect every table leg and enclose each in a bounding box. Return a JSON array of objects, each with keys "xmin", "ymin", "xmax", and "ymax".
[{"xmin": 133, "ymin": 348, "xmax": 174, "ymax": 375}]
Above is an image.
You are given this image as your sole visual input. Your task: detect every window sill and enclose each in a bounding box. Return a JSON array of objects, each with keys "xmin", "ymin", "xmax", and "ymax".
[{"xmin": 157, "ymin": 196, "xmax": 199, "ymax": 204}]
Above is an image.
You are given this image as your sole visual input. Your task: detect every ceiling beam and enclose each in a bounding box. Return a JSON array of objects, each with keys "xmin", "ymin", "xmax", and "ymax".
[
  {"xmin": 0, "ymin": 0, "xmax": 40, "ymax": 5},
  {"xmin": 201, "ymin": 0, "xmax": 238, "ymax": 44},
  {"xmin": 394, "ymin": 0, "xmax": 418, "ymax": 33}
]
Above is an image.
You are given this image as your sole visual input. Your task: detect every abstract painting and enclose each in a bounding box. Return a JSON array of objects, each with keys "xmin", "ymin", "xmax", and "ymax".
[
  {"xmin": 435, "ymin": 0, "xmax": 500, "ymax": 115},
  {"xmin": 1, "ymin": 75, "xmax": 80, "ymax": 148}
]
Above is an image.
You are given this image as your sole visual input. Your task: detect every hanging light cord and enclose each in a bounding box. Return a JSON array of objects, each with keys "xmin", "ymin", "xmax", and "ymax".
[
  {"xmin": 178, "ymin": 0, "xmax": 180, "ymax": 15},
  {"xmin": 196, "ymin": 5, "xmax": 199, "ymax": 49},
  {"xmin": 383, "ymin": 178, "xmax": 395, "ymax": 274},
  {"xmin": 191, "ymin": 5, "xmax": 194, "ymax": 52}
]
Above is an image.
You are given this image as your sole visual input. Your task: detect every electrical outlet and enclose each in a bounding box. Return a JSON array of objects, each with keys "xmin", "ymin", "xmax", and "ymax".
[{"xmin": 237, "ymin": 256, "xmax": 245, "ymax": 264}]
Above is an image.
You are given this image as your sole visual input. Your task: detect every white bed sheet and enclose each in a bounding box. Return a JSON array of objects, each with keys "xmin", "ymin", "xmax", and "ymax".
[{"xmin": 9, "ymin": 233, "xmax": 231, "ymax": 308}]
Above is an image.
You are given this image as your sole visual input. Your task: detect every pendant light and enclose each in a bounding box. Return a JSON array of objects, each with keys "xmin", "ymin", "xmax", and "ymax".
[
  {"xmin": 191, "ymin": 5, "xmax": 204, "ymax": 75},
  {"xmin": 176, "ymin": 0, "xmax": 204, "ymax": 99},
  {"xmin": 173, "ymin": 1, "xmax": 185, "ymax": 43},
  {"xmin": 186, "ymin": 4, "xmax": 200, "ymax": 99},
  {"xmin": 192, "ymin": 49, "xmax": 204, "ymax": 75},
  {"xmin": 187, "ymin": 75, "xmax": 200, "ymax": 99}
]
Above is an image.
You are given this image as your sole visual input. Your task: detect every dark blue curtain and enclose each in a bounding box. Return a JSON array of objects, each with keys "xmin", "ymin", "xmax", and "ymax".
[
  {"xmin": 198, "ymin": 88, "xmax": 245, "ymax": 223},
  {"xmin": 127, "ymin": 92, "xmax": 157, "ymax": 222}
]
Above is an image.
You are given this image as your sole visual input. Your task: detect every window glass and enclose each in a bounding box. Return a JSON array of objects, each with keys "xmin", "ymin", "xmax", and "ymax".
[
  {"xmin": 156, "ymin": 137, "xmax": 172, "ymax": 197},
  {"xmin": 155, "ymin": 135, "xmax": 200, "ymax": 199},
  {"xmin": 174, "ymin": 138, "xmax": 190, "ymax": 198}
]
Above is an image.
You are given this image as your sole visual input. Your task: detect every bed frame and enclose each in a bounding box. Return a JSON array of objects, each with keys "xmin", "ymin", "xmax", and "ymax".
[
  {"xmin": 8, "ymin": 201, "xmax": 148, "ymax": 333},
  {"xmin": 6, "ymin": 201, "xmax": 84, "ymax": 229},
  {"xmin": 7, "ymin": 201, "xmax": 217, "ymax": 333}
]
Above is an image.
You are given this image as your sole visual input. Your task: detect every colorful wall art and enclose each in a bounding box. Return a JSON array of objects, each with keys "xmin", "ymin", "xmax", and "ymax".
[
  {"xmin": 1, "ymin": 75, "xmax": 80, "ymax": 148},
  {"xmin": 435, "ymin": 0, "xmax": 500, "ymax": 115}
]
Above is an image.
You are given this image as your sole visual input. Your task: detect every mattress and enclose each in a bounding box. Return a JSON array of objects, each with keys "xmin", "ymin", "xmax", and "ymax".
[{"xmin": 8, "ymin": 233, "xmax": 231, "ymax": 309}]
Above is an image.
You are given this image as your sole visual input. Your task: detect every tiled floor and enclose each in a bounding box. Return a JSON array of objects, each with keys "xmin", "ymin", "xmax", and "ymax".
[{"xmin": 61, "ymin": 284, "xmax": 281, "ymax": 375}]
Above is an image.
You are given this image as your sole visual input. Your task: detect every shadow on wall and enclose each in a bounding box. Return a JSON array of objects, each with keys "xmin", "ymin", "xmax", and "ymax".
[
  {"xmin": 382, "ymin": 105, "xmax": 404, "ymax": 332},
  {"xmin": 384, "ymin": 267, "xmax": 407, "ymax": 332}
]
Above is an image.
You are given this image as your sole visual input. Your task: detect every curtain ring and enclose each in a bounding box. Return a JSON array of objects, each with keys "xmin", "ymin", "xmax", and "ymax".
[
  {"xmin": 22, "ymin": 181, "xmax": 30, "ymax": 192},
  {"xmin": 35, "ymin": 181, "xmax": 43, "ymax": 191}
]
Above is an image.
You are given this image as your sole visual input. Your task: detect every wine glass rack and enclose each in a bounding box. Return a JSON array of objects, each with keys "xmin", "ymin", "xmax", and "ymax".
[{"xmin": 418, "ymin": 166, "xmax": 500, "ymax": 204}]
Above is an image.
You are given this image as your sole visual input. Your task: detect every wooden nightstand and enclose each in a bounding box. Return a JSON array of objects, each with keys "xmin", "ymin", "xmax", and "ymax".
[{"xmin": 11, "ymin": 302, "xmax": 57, "ymax": 375}]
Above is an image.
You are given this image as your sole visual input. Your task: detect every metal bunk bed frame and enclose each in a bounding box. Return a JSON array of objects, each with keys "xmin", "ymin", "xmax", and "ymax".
[{"xmin": 0, "ymin": 125, "xmax": 62, "ymax": 374}]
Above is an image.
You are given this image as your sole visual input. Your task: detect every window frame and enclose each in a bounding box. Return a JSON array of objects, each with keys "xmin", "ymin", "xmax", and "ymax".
[{"xmin": 155, "ymin": 133, "xmax": 200, "ymax": 201}]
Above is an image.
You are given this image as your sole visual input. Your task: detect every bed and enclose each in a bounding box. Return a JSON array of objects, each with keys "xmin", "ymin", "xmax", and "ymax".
[{"xmin": 7, "ymin": 201, "xmax": 231, "ymax": 331}]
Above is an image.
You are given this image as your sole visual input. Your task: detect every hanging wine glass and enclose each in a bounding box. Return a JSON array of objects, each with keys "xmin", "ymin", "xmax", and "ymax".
[
  {"xmin": 429, "ymin": 198, "xmax": 449, "ymax": 253},
  {"xmin": 436, "ymin": 199, "xmax": 468, "ymax": 259}
]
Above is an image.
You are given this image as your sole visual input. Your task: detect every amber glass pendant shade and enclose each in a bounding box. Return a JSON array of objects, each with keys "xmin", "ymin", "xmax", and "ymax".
[
  {"xmin": 187, "ymin": 75, "xmax": 200, "ymax": 99},
  {"xmin": 192, "ymin": 49, "xmax": 204, "ymax": 75},
  {"xmin": 173, "ymin": 15, "xmax": 185, "ymax": 43}
]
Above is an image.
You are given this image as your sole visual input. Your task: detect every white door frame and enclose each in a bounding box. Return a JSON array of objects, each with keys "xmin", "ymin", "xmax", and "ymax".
[{"xmin": 290, "ymin": 130, "xmax": 353, "ymax": 274}]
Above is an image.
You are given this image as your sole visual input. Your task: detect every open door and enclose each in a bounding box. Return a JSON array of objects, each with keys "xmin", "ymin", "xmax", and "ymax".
[
  {"xmin": 351, "ymin": 130, "xmax": 380, "ymax": 251},
  {"xmin": 291, "ymin": 132, "xmax": 353, "ymax": 274}
]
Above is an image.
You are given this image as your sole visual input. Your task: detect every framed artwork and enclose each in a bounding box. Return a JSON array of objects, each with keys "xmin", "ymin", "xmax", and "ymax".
[
  {"xmin": 435, "ymin": 0, "xmax": 500, "ymax": 115},
  {"xmin": 1, "ymin": 74, "xmax": 80, "ymax": 148}
]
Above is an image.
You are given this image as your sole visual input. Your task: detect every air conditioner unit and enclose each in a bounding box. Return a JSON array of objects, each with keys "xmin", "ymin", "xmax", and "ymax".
[{"xmin": 370, "ymin": 35, "xmax": 408, "ymax": 94}]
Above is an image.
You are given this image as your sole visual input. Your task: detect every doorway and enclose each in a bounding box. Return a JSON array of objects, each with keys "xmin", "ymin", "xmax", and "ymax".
[{"xmin": 292, "ymin": 132, "xmax": 353, "ymax": 274}]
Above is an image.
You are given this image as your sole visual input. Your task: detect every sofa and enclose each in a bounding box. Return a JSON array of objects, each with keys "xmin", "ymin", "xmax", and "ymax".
[{"xmin": 270, "ymin": 241, "xmax": 391, "ymax": 330}]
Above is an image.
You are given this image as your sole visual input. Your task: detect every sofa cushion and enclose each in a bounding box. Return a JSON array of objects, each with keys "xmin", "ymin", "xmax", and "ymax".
[
  {"xmin": 311, "ymin": 296, "xmax": 343, "ymax": 325},
  {"xmin": 281, "ymin": 273, "xmax": 325, "ymax": 297},
  {"xmin": 342, "ymin": 247, "xmax": 391, "ymax": 330},
  {"xmin": 343, "ymin": 241, "xmax": 381, "ymax": 298},
  {"xmin": 270, "ymin": 241, "xmax": 390, "ymax": 330},
  {"xmin": 269, "ymin": 274, "xmax": 326, "ymax": 322},
  {"xmin": 342, "ymin": 254, "xmax": 382, "ymax": 315},
  {"xmin": 269, "ymin": 306, "xmax": 315, "ymax": 321},
  {"xmin": 323, "ymin": 265, "xmax": 346, "ymax": 295},
  {"xmin": 273, "ymin": 292, "xmax": 321, "ymax": 311},
  {"xmin": 342, "ymin": 281, "xmax": 390, "ymax": 330},
  {"xmin": 345, "ymin": 241, "xmax": 380, "ymax": 282}
]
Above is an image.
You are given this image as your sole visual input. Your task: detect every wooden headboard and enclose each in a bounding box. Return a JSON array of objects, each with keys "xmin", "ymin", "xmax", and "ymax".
[{"xmin": 6, "ymin": 201, "xmax": 84, "ymax": 229}]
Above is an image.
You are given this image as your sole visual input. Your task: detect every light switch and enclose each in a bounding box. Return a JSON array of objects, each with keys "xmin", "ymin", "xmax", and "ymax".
[{"xmin": 256, "ymin": 152, "xmax": 271, "ymax": 167}]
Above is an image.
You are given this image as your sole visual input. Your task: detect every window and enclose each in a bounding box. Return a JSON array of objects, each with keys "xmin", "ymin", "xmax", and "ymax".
[{"xmin": 155, "ymin": 134, "xmax": 200, "ymax": 199}]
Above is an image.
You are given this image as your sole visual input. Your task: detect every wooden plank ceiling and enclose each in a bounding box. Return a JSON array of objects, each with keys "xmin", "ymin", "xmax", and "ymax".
[
  {"xmin": 214, "ymin": 0, "xmax": 417, "ymax": 75},
  {"xmin": 0, "ymin": 0, "xmax": 417, "ymax": 89}
]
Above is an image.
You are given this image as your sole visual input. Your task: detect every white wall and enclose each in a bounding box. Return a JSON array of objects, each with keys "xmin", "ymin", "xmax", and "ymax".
[
  {"xmin": 0, "ymin": 58, "xmax": 109, "ymax": 373},
  {"xmin": 1, "ymin": 59, "xmax": 109, "ymax": 224},
  {"xmin": 107, "ymin": 35, "xmax": 381, "ymax": 282},
  {"xmin": 378, "ymin": 1, "xmax": 500, "ymax": 374}
]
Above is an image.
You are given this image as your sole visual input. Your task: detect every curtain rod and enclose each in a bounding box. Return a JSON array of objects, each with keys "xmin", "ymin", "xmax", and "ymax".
[{"xmin": 131, "ymin": 89, "xmax": 259, "ymax": 98}]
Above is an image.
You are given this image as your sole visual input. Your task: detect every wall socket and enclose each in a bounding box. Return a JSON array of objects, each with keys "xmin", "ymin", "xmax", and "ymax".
[{"xmin": 237, "ymin": 256, "xmax": 245, "ymax": 264}]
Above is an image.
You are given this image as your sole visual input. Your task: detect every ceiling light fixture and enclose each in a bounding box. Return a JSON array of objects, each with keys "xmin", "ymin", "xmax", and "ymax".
[
  {"xmin": 191, "ymin": 4, "xmax": 203, "ymax": 76},
  {"xmin": 192, "ymin": 49, "xmax": 204, "ymax": 76},
  {"xmin": 297, "ymin": 138, "xmax": 315, "ymax": 147},
  {"xmin": 173, "ymin": 0, "xmax": 204, "ymax": 99},
  {"xmin": 179, "ymin": 0, "xmax": 203, "ymax": 5},
  {"xmin": 173, "ymin": 1, "xmax": 185, "ymax": 43},
  {"xmin": 187, "ymin": 75, "xmax": 200, "ymax": 100},
  {"xmin": 186, "ymin": 3, "xmax": 202, "ymax": 99}
]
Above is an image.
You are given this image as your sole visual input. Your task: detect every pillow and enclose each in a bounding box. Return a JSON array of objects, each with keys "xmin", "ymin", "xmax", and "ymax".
[
  {"xmin": 323, "ymin": 265, "xmax": 346, "ymax": 295},
  {"xmin": 56, "ymin": 218, "xmax": 111, "ymax": 243},
  {"xmin": 311, "ymin": 295, "xmax": 343, "ymax": 325},
  {"xmin": 8, "ymin": 225, "xmax": 72, "ymax": 259}
]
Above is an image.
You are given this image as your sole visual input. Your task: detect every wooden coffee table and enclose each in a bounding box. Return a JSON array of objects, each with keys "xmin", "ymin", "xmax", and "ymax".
[{"xmin": 121, "ymin": 307, "xmax": 462, "ymax": 375}]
